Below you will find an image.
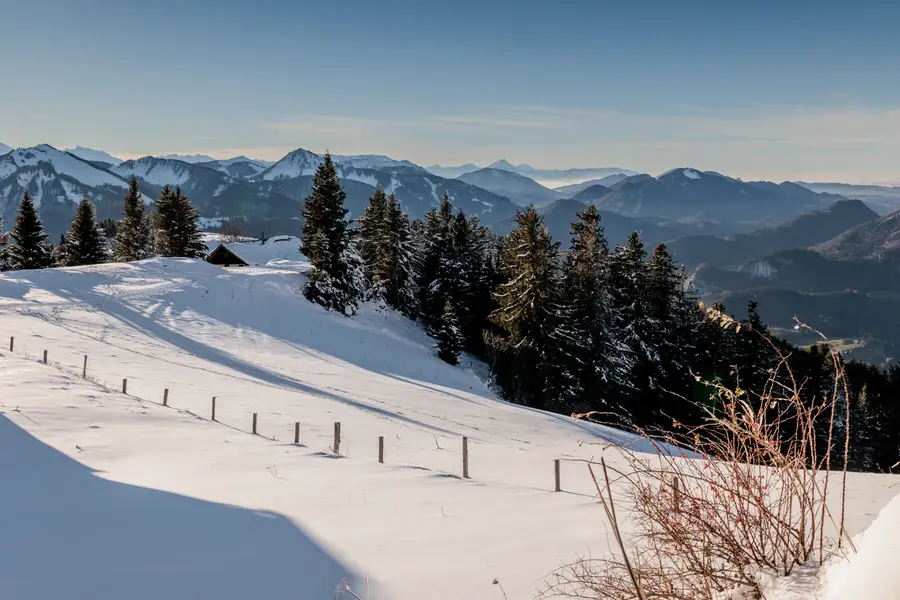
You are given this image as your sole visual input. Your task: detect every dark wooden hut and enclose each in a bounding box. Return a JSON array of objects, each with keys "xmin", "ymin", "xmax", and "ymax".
[{"xmin": 205, "ymin": 244, "xmax": 249, "ymax": 267}]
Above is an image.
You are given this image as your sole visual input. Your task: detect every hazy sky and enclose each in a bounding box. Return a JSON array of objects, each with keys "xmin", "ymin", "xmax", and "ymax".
[{"xmin": 2, "ymin": 0, "xmax": 899, "ymax": 182}]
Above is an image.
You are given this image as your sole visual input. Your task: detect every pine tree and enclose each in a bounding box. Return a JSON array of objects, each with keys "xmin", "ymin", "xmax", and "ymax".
[
  {"xmin": 154, "ymin": 186, "xmax": 204, "ymax": 258},
  {"xmin": 491, "ymin": 205, "xmax": 560, "ymax": 408},
  {"xmin": 8, "ymin": 192, "xmax": 50, "ymax": 270},
  {"xmin": 62, "ymin": 196, "xmax": 107, "ymax": 266},
  {"xmin": 607, "ymin": 231, "xmax": 653, "ymax": 421},
  {"xmin": 115, "ymin": 177, "xmax": 153, "ymax": 262},
  {"xmin": 434, "ymin": 299, "xmax": 465, "ymax": 365},
  {"xmin": 417, "ymin": 193, "xmax": 454, "ymax": 329},
  {"xmin": 381, "ymin": 193, "xmax": 419, "ymax": 316},
  {"xmin": 550, "ymin": 204, "xmax": 615, "ymax": 413},
  {"xmin": 359, "ymin": 185, "xmax": 388, "ymax": 293},
  {"xmin": 0, "ymin": 216, "xmax": 8, "ymax": 271},
  {"xmin": 300, "ymin": 153, "xmax": 359, "ymax": 314}
]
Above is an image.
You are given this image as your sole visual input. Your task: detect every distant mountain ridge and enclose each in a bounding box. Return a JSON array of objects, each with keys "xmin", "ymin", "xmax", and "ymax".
[
  {"xmin": 668, "ymin": 199, "xmax": 878, "ymax": 269},
  {"xmin": 65, "ymin": 146, "xmax": 123, "ymax": 166},
  {"xmin": 456, "ymin": 167, "xmax": 563, "ymax": 207}
]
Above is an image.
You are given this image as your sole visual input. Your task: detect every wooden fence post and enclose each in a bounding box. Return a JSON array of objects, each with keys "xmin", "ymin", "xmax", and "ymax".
[
  {"xmin": 294, "ymin": 422, "xmax": 300, "ymax": 444},
  {"xmin": 555, "ymin": 459, "xmax": 561, "ymax": 492},
  {"xmin": 42, "ymin": 350, "xmax": 48, "ymax": 364},
  {"xmin": 462, "ymin": 436, "xmax": 469, "ymax": 479},
  {"xmin": 122, "ymin": 378, "xmax": 128, "ymax": 394},
  {"xmin": 82, "ymin": 355, "xmax": 88, "ymax": 378},
  {"xmin": 378, "ymin": 436, "xmax": 384, "ymax": 464},
  {"xmin": 252, "ymin": 413, "xmax": 258, "ymax": 435},
  {"xmin": 163, "ymin": 388, "xmax": 169, "ymax": 407},
  {"xmin": 333, "ymin": 422, "xmax": 341, "ymax": 454},
  {"xmin": 211, "ymin": 397, "xmax": 216, "ymax": 421},
  {"xmin": 8, "ymin": 336, "xmax": 13, "ymax": 352}
]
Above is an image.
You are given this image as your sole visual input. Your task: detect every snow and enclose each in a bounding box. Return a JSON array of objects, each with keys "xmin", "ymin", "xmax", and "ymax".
[
  {"xmin": 342, "ymin": 170, "xmax": 379, "ymax": 188},
  {"xmin": 158, "ymin": 153, "xmax": 217, "ymax": 163},
  {"xmin": 65, "ymin": 146, "xmax": 124, "ymax": 165},
  {"xmin": 333, "ymin": 154, "xmax": 420, "ymax": 171},
  {"xmin": 743, "ymin": 259, "xmax": 778, "ymax": 278},
  {"xmin": 821, "ymin": 492, "xmax": 900, "ymax": 599},
  {"xmin": 0, "ymin": 142, "xmax": 12, "ymax": 156},
  {"xmin": 683, "ymin": 168, "xmax": 701, "ymax": 180},
  {"xmin": 112, "ymin": 157, "xmax": 195, "ymax": 187},
  {"xmin": 0, "ymin": 145, "xmax": 129, "ymax": 189},
  {"xmin": 0, "ymin": 256, "xmax": 897, "ymax": 599},
  {"xmin": 259, "ymin": 149, "xmax": 323, "ymax": 181}
]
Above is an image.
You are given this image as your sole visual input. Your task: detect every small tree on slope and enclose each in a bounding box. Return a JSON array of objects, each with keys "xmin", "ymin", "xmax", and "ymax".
[
  {"xmin": 62, "ymin": 196, "xmax": 107, "ymax": 266},
  {"xmin": 8, "ymin": 192, "xmax": 49, "ymax": 271},
  {"xmin": 300, "ymin": 153, "xmax": 359, "ymax": 315},
  {"xmin": 115, "ymin": 177, "xmax": 153, "ymax": 262}
]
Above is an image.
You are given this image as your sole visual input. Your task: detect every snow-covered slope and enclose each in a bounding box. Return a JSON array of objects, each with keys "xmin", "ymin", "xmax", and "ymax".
[
  {"xmin": 112, "ymin": 156, "xmax": 204, "ymax": 187},
  {"xmin": 198, "ymin": 156, "xmax": 268, "ymax": 179},
  {"xmin": 64, "ymin": 146, "xmax": 124, "ymax": 165},
  {"xmin": 0, "ymin": 145, "xmax": 127, "ymax": 189},
  {"xmin": 258, "ymin": 148, "xmax": 323, "ymax": 181},
  {"xmin": 0, "ymin": 257, "xmax": 897, "ymax": 599},
  {"xmin": 0, "ymin": 142, "xmax": 11, "ymax": 156},
  {"xmin": 333, "ymin": 154, "xmax": 426, "ymax": 173},
  {"xmin": 158, "ymin": 153, "xmax": 217, "ymax": 163}
]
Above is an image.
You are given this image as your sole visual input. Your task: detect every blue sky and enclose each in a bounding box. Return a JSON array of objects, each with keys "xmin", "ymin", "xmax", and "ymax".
[{"xmin": 2, "ymin": 0, "xmax": 899, "ymax": 182}]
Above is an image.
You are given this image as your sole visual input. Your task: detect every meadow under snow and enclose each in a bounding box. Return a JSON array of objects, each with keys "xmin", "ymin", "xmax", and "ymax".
[{"xmin": 0, "ymin": 237, "xmax": 897, "ymax": 599}]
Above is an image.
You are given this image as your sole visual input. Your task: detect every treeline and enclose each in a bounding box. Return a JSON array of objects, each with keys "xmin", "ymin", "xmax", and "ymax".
[
  {"xmin": 301, "ymin": 154, "xmax": 900, "ymax": 473},
  {"xmin": 0, "ymin": 178, "xmax": 205, "ymax": 270}
]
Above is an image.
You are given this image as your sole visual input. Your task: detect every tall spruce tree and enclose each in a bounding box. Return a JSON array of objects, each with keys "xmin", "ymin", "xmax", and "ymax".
[
  {"xmin": 381, "ymin": 193, "xmax": 419, "ymax": 316},
  {"xmin": 115, "ymin": 177, "xmax": 153, "ymax": 262},
  {"xmin": 0, "ymin": 216, "xmax": 8, "ymax": 271},
  {"xmin": 417, "ymin": 193, "xmax": 455, "ymax": 329},
  {"xmin": 300, "ymin": 153, "xmax": 359, "ymax": 314},
  {"xmin": 62, "ymin": 196, "xmax": 107, "ymax": 266},
  {"xmin": 607, "ymin": 231, "xmax": 653, "ymax": 421},
  {"xmin": 154, "ymin": 186, "xmax": 204, "ymax": 258},
  {"xmin": 8, "ymin": 192, "xmax": 50, "ymax": 271},
  {"xmin": 359, "ymin": 185, "xmax": 388, "ymax": 294},
  {"xmin": 491, "ymin": 205, "xmax": 560, "ymax": 408},
  {"xmin": 549, "ymin": 204, "xmax": 615, "ymax": 413}
]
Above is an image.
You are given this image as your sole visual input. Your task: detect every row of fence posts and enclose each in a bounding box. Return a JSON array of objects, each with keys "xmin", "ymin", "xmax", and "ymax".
[{"xmin": 18, "ymin": 336, "xmax": 693, "ymax": 493}]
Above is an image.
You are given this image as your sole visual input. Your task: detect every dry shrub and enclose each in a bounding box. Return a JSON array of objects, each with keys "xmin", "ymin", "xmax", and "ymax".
[{"xmin": 541, "ymin": 314, "xmax": 854, "ymax": 600}]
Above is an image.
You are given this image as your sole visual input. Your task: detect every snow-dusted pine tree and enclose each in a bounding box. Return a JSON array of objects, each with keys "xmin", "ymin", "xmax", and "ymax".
[
  {"xmin": 115, "ymin": 177, "xmax": 153, "ymax": 262},
  {"xmin": 8, "ymin": 192, "xmax": 50, "ymax": 271},
  {"xmin": 434, "ymin": 299, "xmax": 465, "ymax": 365},
  {"xmin": 490, "ymin": 205, "xmax": 560, "ymax": 408},
  {"xmin": 62, "ymin": 196, "xmax": 108, "ymax": 266},
  {"xmin": 154, "ymin": 186, "xmax": 204, "ymax": 258},
  {"xmin": 300, "ymin": 153, "xmax": 359, "ymax": 315}
]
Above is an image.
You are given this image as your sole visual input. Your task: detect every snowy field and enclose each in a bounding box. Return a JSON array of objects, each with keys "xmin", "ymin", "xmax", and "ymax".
[{"xmin": 0, "ymin": 243, "xmax": 898, "ymax": 599}]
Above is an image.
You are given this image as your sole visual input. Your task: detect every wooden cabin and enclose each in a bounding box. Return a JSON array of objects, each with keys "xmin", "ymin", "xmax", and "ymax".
[{"xmin": 205, "ymin": 244, "xmax": 249, "ymax": 267}]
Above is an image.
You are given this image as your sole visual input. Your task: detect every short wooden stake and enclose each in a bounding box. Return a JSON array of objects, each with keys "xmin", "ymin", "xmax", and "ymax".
[
  {"xmin": 294, "ymin": 422, "xmax": 300, "ymax": 444},
  {"xmin": 163, "ymin": 388, "xmax": 169, "ymax": 407},
  {"xmin": 42, "ymin": 350, "xmax": 48, "ymax": 364},
  {"xmin": 333, "ymin": 421, "xmax": 341, "ymax": 454},
  {"xmin": 82, "ymin": 355, "xmax": 88, "ymax": 378},
  {"xmin": 122, "ymin": 378, "xmax": 128, "ymax": 394},
  {"xmin": 211, "ymin": 397, "xmax": 216, "ymax": 421},
  {"xmin": 252, "ymin": 413, "xmax": 258, "ymax": 435},
  {"xmin": 555, "ymin": 459, "xmax": 561, "ymax": 492},
  {"xmin": 378, "ymin": 436, "xmax": 384, "ymax": 464},
  {"xmin": 462, "ymin": 436, "xmax": 470, "ymax": 479},
  {"xmin": 8, "ymin": 336, "xmax": 13, "ymax": 352}
]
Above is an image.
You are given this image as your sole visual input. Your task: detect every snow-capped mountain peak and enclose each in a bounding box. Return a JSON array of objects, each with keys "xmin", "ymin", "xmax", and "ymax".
[
  {"xmin": 112, "ymin": 156, "xmax": 224, "ymax": 187},
  {"xmin": 64, "ymin": 146, "xmax": 124, "ymax": 166},
  {"xmin": 0, "ymin": 142, "xmax": 11, "ymax": 156},
  {"xmin": 332, "ymin": 154, "xmax": 425, "ymax": 173},
  {"xmin": 259, "ymin": 148, "xmax": 324, "ymax": 181}
]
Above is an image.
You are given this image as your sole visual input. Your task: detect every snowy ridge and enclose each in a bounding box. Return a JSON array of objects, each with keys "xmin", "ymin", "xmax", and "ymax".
[
  {"xmin": 0, "ymin": 142, "xmax": 11, "ymax": 156},
  {"xmin": 112, "ymin": 156, "xmax": 217, "ymax": 187},
  {"xmin": 65, "ymin": 146, "xmax": 124, "ymax": 165},
  {"xmin": 258, "ymin": 148, "xmax": 323, "ymax": 180},
  {"xmin": 0, "ymin": 145, "xmax": 129, "ymax": 189},
  {"xmin": 333, "ymin": 154, "xmax": 423, "ymax": 172}
]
